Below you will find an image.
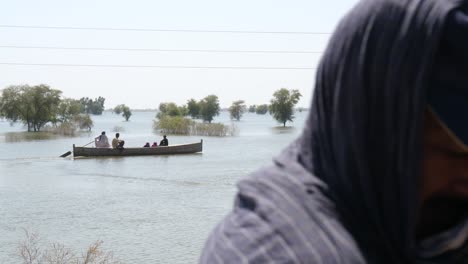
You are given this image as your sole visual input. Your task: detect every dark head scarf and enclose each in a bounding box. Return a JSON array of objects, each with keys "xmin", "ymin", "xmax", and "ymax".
[{"xmin": 299, "ymin": 0, "xmax": 466, "ymax": 262}]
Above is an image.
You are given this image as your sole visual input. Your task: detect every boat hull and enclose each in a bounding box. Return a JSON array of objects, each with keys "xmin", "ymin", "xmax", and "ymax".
[{"xmin": 73, "ymin": 140, "xmax": 202, "ymax": 157}]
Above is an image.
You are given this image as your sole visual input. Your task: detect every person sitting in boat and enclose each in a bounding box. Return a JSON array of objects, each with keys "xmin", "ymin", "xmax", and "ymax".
[
  {"xmin": 95, "ymin": 131, "xmax": 110, "ymax": 148},
  {"xmin": 160, "ymin": 135, "xmax": 169, "ymax": 146},
  {"xmin": 151, "ymin": 142, "xmax": 158, "ymax": 148},
  {"xmin": 143, "ymin": 142, "xmax": 150, "ymax": 148},
  {"xmin": 112, "ymin": 133, "xmax": 125, "ymax": 149}
]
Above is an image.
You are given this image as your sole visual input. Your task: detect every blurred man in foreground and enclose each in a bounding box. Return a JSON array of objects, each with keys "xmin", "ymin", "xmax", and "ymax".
[{"xmin": 201, "ymin": 0, "xmax": 468, "ymax": 263}]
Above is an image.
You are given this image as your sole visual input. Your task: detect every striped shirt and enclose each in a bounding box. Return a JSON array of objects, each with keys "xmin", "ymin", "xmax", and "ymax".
[
  {"xmin": 200, "ymin": 159, "xmax": 366, "ymax": 264},
  {"xmin": 200, "ymin": 154, "xmax": 468, "ymax": 264}
]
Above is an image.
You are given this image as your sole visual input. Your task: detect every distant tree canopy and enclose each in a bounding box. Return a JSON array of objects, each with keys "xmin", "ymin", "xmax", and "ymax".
[
  {"xmin": 56, "ymin": 98, "xmax": 82, "ymax": 123},
  {"xmin": 79, "ymin": 96, "xmax": 105, "ymax": 115},
  {"xmin": 0, "ymin": 84, "xmax": 93, "ymax": 132},
  {"xmin": 199, "ymin": 95, "xmax": 220, "ymax": 123},
  {"xmin": 187, "ymin": 99, "xmax": 201, "ymax": 119},
  {"xmin": 0, "ymin": 84, "xmax": 62, "ymax": 132},
  {"xmin": 269, "ymin": 88, "xmax": 302, "ymax": 127},
  {"xmin": 74, "ymin": 114, "xmax": 93, "ymax": 131},
  {"xmin": 113, "ymin": 104, "xmax": 132, "ymax": 121},
  {"xmin": 171, "ymin": 96, "xmax": 220, "ymax": 122},
  {"xmin": 255, "ymin": 104, "xmax": 269, "ymax": 115},
  {"xmin": 248, "ymin": 105, "xmax": 256, "ymax": 113},
  {"xmin": 229, "ymin": 100, "xmax": 246, "ymax": 121},
  {"xmin": 154, "ymin": 97, "xmax": 232, "ymax": 136},
  {"xmin": 157, "ymin": 102, "xmax": 188, "ymax": 119}
]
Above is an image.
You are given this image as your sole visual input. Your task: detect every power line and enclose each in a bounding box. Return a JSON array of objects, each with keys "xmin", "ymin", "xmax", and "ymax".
[
  {"xmin": 0, "ymin": 62, "xmax": 316, "ymax": 70},
  {"xmin": 0, "ymin": 45, "xmax": 323, "ymax": 54},
  {"xmin": 0, "ymin": 25, "xmax": 331, "ymax": 35},
  {"xmin": 0, "ymin": 45, "xmax": 324, "ymax": 54}
]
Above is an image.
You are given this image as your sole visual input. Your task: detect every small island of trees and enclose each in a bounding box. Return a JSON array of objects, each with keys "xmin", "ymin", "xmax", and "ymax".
[
  {"xmin": 0, "ymin": 84, "xmax": 102, "ymax": 134},
  {"xmin": 113, "ymin": 104, "xmax": 132, "ymax": 121},
  {"xmin": 153, "ymin": 95, "xmax": 237, "ymax": 137}
]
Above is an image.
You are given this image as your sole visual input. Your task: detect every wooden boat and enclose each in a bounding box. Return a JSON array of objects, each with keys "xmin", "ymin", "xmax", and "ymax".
[{"xmin": 73, "ymin": 140, "xmax": 203, "ymax": 157}]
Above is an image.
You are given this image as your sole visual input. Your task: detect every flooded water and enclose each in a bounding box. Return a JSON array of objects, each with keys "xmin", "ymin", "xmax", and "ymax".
[{"xmin": 0, "ymin": 111, "xmax": 306, "ymax": 263}]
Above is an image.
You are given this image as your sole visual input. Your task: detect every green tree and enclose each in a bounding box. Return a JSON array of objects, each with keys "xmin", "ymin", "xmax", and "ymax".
[
  {"xmin": 269, "ymin": 88, "xmax": 302, "ymax": 127},
  {"xmin": 72, "ymin": 114, "xmax": 94, "ymax": 131},
  {"xmin": 0, "ymin": 84, "xmax": 62, "ymax": 131},
  {"xmin": 248, "ymin": 105, "xmax": 256, "ymax": 113},
  {"xmin": 255, "ymin": 104, "xmax": 269, "ymax": 115},
  {"xmin": 187, "ymin": 99, "xmax": 200, "ymax": 119},
  {"xmin": 157, "ymin": 102, "xmax": 182, "ymax": 119},
  {"xmin": 178, "ymin": 105, "xmax": 189, "ymax": 116},
  {"xmin": 114, "ymin": 104, "xmax": 132, "ymax": 121},
  {"xmin": 228, "ymin": 100, "xmax": 246, "ymax": 121},
  {"xmin": 79, "ymin": 96, "xmax": 105, "ymax": 115},
  {"xmin": 56, "ymin": 98, "xmax": 82, "ymax": 123},
  {"xmin": 199, "ymin": 95, "xmax": 220, "ymax": 123}
]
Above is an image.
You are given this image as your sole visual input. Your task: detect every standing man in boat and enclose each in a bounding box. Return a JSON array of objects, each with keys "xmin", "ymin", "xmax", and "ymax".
[
  {"xmin": 112, "ymin": 133, "xmax": 125, "ymax": 149},
  {"xmin": 201, "ymin": 0, "xmax": 468, "ymax": 263},
  {"xmin": 160, "ymin": 135, "xmax": 169, "ymax": 146},
  {"xmin": 94, "ymin": 131, "xmax": 110, "ymax": 148}
]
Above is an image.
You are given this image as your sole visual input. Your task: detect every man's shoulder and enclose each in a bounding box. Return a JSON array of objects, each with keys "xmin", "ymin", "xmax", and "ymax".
[{"xmin": 201, "ymin": 165, "xmax": 366, "ymax": 264}]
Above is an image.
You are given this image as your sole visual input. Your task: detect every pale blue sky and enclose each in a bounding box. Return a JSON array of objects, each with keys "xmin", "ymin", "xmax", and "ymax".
[{"xmin": 0, "ymin": 0, "xmax": 358, "ymax": 109}]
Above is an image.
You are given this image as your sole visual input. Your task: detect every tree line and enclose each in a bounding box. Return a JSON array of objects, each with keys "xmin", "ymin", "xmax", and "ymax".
[
  {"xmin": 0, "ymin": 84, "xmax": 303, "ymax": 133},
  {"xmin": 158, "ymin": 88, "xmax": 302, "ymax": 127},
  {"xmin": 0, "ymin": 84, "xmax": 105, "ymax": 132}
]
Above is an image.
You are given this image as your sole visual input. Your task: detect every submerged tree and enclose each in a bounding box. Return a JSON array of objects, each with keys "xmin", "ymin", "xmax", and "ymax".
[
  {"xmin": 187, "ymin": 99, "xmax": 200, "ymax": 119},
  {"xmin": 157, "ymin": 102, "xmax": 187, "ymax": 119},
  {"xmin": 56, "ymin": 98, "xmax": 82, "ymax": 124},
  {"xmin": 228, "ymin": 100, "xmax": 246, "ymax": 121},
  {"xmin": 73, "ymin": 114, "xmax": 94, "ymax": 131},
  {"xmin": 255, "ymin": 104, "xmax": 269, "ymax": 115},
  {"xmin": 0, "ymin": 84, "xmax": 62, "ymax": 131},
  {"xmin": 199, "ymin": 95, "xmax": 220, "ymax": 123},
  {"xmin": 248, "ymin": 105, "xmax": 256, "ymax": 113},
  {"xmin": 79, "ymin": 96, "xmax": 105, "ymax": 115},
  {"xmin": 113, "ymin": 104, "xmax": 132, "ymax": 121},
  {"xmin": 269, "ymin": 88, "xmax": 302, "ymax": 127}
]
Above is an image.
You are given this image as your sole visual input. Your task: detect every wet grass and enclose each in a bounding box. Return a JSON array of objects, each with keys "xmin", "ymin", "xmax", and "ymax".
[{"xmin": 153, "ymin": 116, "xmax": 237, "ymax": 137}]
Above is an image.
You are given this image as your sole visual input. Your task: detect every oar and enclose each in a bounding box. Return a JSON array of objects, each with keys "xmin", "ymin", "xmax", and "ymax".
[
  {"xmin": 60, "ymin": 140, "xmax": 94, "ymax": 158},
  {"xmin": 82, "ymin": 141, "xmax": 95, "ymax": 147}
]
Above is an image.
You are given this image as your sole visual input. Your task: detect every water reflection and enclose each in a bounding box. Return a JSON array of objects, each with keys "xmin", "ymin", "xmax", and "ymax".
[
  {"xmin": 2, "ymin": 132, "xmax": 59, "ymax": 143},
  {"xmin": 1, "ymin": 131, "xmax": 92, "ymax": 143},
  {"xmin": 72, "ymin": 153, "xmax": 199, "ymax": 161},
  {"xmin": 72, "ymin": 171, "xmax": 203, "ymax": 186},
  {"xmin": 270, "ymin": 126, "xmax": 298, "ymax": 134},
  {"xmin": 73, "ymin": 156, "xmax": 127, "ymax": 162}
]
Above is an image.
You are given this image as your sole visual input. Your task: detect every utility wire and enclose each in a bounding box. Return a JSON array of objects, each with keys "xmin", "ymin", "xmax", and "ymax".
[
  {"xmin": 0, "ymin": 45, "xmax": 323, "ymax": 54},
  {"xmin": 0, "ymin": 62, "xmax": 316, "ymax": 70},
  {"xmin": 0, "ymin": 25, "xmax": 331, "ymax": 35}
]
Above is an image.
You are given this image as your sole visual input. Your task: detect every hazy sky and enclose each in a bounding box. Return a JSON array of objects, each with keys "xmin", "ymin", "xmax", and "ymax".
[{"xmin": 0, "ymin": 0, "xmax": 359, "ymax": 109}]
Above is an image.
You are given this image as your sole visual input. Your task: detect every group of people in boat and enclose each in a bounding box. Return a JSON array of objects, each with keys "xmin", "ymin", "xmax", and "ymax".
[
  {"xmin": 94, "ymin": 132, "xmax": 168, "ymax": 149},
  {"xmin": 143, "ymin": 135, "xmax": 168, "ymax": 148},
  {"xmin": 94, "ymin": 131, "xmax": 124, "ymax": 149}
]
